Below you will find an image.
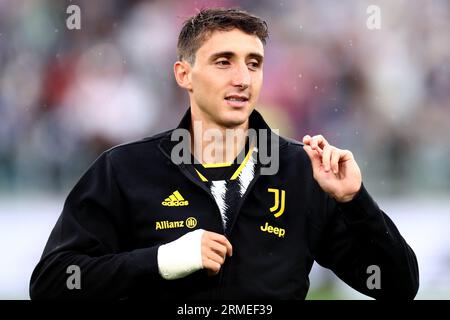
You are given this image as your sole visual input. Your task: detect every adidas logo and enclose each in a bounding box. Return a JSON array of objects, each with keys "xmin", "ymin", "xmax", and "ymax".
[{"xmin": 162, "ymin": 190, "xmax": 189, "ymax": 206}]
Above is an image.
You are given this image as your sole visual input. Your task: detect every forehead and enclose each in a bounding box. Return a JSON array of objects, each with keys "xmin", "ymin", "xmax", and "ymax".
[{"xmin": 196, "ymin": 29, "xmax": 264, "ymax": 60}]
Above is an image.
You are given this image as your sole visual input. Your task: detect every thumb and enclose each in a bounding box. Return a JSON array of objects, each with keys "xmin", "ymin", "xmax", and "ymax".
[{"xmin": 303, "ymin": 145, "xmax": 322, "ymax": 169}]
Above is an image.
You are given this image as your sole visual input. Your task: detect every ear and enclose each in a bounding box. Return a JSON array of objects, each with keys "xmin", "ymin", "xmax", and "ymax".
[{"xmin": 174, "ymin": 60, "xmax": 193, "ymax": 91}]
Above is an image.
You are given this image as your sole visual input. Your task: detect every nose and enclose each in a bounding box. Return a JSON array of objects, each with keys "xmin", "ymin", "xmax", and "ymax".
[{"xmin": 231, "ymin": 63, "xmax": 250, "ymax": 89}]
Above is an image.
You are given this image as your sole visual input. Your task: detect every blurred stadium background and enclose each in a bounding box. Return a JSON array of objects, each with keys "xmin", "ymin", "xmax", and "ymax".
[{"xmin": 1, "ymin": 0, "xmax": 449, "ymax": 299}]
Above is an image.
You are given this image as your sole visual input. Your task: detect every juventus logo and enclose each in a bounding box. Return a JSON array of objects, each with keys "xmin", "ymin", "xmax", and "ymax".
[{"xmin": 268, "ymin": 188, "xmax": 285, "ymax": 218}]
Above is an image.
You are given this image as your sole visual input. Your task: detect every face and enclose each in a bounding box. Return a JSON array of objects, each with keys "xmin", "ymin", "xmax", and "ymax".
[{"xmin": 176, "ymin": 28, "xmax": 264, "ymax": 129}]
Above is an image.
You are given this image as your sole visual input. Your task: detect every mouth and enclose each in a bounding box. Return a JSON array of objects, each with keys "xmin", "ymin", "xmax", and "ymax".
[{"xmin": 224, "ymin": 95, "xmax": 250, "ymax": 108}]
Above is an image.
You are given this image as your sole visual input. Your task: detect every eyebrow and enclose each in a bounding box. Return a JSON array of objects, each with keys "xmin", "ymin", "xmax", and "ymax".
[{"xmin": 208, "ymin": 51, "xmax": 264, "ymax": 63}]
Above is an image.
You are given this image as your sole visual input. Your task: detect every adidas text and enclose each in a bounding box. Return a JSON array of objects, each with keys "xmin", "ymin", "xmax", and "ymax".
[{"xmin": 161, "ymin": 200, "xmax": 189, "ymax": 206}]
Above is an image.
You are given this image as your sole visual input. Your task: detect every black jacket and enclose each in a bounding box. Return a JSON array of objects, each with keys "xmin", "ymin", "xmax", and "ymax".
[{"xmin": 30, "ymin": 109, "xmax": 419, "ymax": 300}]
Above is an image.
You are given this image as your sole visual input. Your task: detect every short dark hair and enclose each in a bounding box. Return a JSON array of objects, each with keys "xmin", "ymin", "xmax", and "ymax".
[{"xmin": 177, "ymin": 8, "xmax": 269, "ymax": 65}]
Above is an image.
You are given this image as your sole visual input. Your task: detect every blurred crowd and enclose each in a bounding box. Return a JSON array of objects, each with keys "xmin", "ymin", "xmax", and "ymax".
[{"xmin": 0, "ymin": 0, "xmax": 449, "ymax": 196}]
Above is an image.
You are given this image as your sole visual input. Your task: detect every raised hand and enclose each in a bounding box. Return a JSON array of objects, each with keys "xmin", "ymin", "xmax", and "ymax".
[{"xmin": 302, "ymin": 134, "xmax": 362, "ymax": 202}]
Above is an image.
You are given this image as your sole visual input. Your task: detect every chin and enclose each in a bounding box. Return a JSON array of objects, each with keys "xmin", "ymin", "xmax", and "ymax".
[
  {"xmin": 223, "ymin": 119, "xmax": 246, "ymax": 128},
  {"xmin": 220, "ymin": 111, "xmax": 249, "ymax": 128}
]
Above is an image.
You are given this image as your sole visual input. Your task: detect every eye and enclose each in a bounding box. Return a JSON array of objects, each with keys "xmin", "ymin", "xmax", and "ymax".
[
  {"xmin": 216, "ymin": 60, "xmax": 230, "ymax": 67},
  {"xmin": 248, "ymin": 61, "xmax": 260, "ymax": 70}
]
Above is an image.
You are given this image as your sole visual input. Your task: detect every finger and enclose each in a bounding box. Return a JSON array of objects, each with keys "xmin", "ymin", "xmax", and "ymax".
[
  {"xmin": 207, "ymin": 233, "xmax": 233, "ymax": 257},
  {"xmin": 330, "ymin": 148, "xmax": 341, "ymax": 174},
  {"xmin": 202, "ymin": 233, "xmax": 226, "ymax": 258},
  {"xmin": 208, "ymin": 240, "xmax": 227, "ymax": 258},
  {"xmin": 322, "ymin": 145, "xmax": 332, "ymax": 172},
  {"xmin": 206, "ymin": 250, "xmax": 225, "ymax": 265},
  {"xmin": 310, "ymin": 136, "xmax": 319, "ymax": 151},
  {"xmin": 302, "ymin": 134, "xmax": 312, "ymax": 145},
  {"xmin": 207, "ymin": 269, "xmax": 219, "ymax": 276},
  {"xmin": 222, "ymin": 239, "xmax": 233, "ymax": 257},
  {"xmin": 204, "ymin": 231, "xmax": 227, "ymax": 244},
  {"xmin": 303, "ymin": 145, "xmax": 321, "ymax": 169},
  {"xmin": 311, "ymin": 135, "xmax": 329, "ymax": 152},
  {"xmin": 203, "ymin": 258, "xmax": 221, "ymax": 273},
  {"xmin": 340, "ymin": 149, "xmax": 354, "ymax": 162}
]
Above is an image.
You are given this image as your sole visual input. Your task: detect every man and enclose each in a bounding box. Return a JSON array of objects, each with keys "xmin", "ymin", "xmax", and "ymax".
[{"xmin": 30, "ymin": 8, "xmax": 419, "ymax": 300}]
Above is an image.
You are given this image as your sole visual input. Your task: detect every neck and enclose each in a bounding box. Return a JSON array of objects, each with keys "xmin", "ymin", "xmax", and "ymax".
[{"xmin": 190, "ymin": 111, "xmax": 249, "ymax": 164}]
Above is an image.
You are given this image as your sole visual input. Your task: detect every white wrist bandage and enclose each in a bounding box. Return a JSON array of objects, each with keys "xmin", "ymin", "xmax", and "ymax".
[{"xmin": 157, "ymin": 228, "xmax": 204, "ymax": 280}]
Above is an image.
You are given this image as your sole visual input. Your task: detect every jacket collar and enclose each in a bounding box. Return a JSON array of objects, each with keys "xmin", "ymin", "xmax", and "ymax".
[{"xmin": 175, "ymin": 107, "xmax": 273, "ymax": 131}]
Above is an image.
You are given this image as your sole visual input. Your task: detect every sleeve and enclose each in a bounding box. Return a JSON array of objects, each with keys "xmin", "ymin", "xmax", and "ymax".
[
  {"xmin": 29, "ymin": 152, "xmax": 161, "ymax": 299},
  {"xmin": 311, "ymin": 183, "xmax": 419, "ymax": 300}
]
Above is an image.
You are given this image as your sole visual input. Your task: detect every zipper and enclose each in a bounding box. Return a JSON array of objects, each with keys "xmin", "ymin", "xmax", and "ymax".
[
  {"xmin": 226, "ymin": 163, "xmax": 263, "ymax": 235},
  {"xmin": 175, "ymin": 159, "xmax": 264, "ymax": 299},
  {"xmin": 159, "ymin": 135, "xmax": 268, "ymax": 299},
  {"xmin": 216, "ymin": 162, "xmax": 264, "ymax": 298},
  {"xmin": 175, "ymin": 163, "xmax": 228, "ymax": 299}
]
